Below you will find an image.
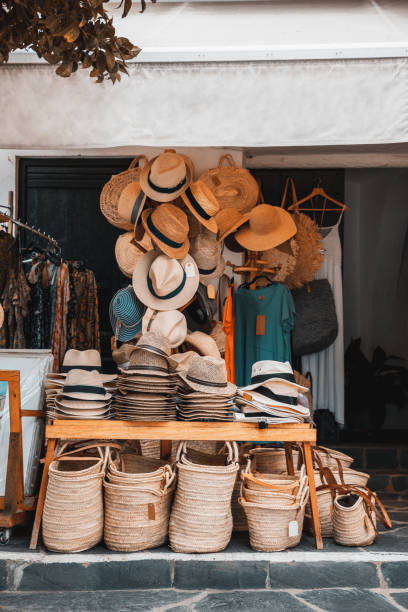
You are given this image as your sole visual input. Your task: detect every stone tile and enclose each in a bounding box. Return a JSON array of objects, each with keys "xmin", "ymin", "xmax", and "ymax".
[
  {"xmin": 368, "ymin": 474, "xmax": 390, "ymax": 492},
  {"xmin": 174, "ymin": 560, "xmax": 268, "ymax": 590},
  {"xmin": 0, "ymin": 590, "xmax": 198, "ymax": 611},
  {"xmin": 362, "ymin": 533, "xmax": 408, "ymax": 553},
  {"xmin": 392, "ymin": 592, "xmax": 408, "ymax": 609},
  {"xmin": 195, "ymin": 591, "xmax": 310, "ymax": 611},
  {"xmin": 381, "ymin": 561, "xmax": 408, "ymax": 588},
  {"xmin": 0, "ymin": 560, "xmax": 7, "ymax": 590},
  {"xmin": 268, "ymin": 561, "xmax": 379, "ymax": 589},
  {"xmin": 333, "ymin": 447, "xmax": 364, "ymax": 469},
  {"xmin": 299, "ymin": 588, "xmax": 398, "ymax": 612},
  {"xmin": 392, "ymin": 476, "xmax": 408, "ymax": 492},
  {"xmin": 19, "ymin": 560, "xmax": 171, "ymax": 591},
  {"xmin": 366, "ymin": 449, "xmax": 398, "ymax": 470}
]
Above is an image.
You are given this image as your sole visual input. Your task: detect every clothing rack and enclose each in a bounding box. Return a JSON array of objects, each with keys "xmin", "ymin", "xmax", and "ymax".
[{"xmin": 0, "ymin": 209, "xmax": 60, "ymax": 252}]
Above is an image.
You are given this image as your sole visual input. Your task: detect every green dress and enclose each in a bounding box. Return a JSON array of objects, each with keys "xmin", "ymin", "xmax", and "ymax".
[{"xmin": 234, "ymin": 283, "xmax": 296, "ymax": 387}]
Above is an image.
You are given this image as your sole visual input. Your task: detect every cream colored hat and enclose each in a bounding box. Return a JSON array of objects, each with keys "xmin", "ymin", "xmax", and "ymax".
[
  {"xmin": 142, "ymin": 309, "xmax": 187, "ymax": 348},
  {"xmin": 115, "ymin": 231, "xmax": 152, "ymax": 278},
  {"xmin": 112, "ymin": 343, "xmax": 137, "ymax": 368},
  {"xmin": 215, "ymin": 207, "xmax": 250, "ymax": 243},
  {"xmin": 133, "ymin": 250, "xmax": 199, "ymax": 311},
  {"xmin": 0, "ymin": 303, "xmax": 4, "ymax": 329},
  {"xmin": 235, "ymin": 204, "xmax": 297, "ymax": 251},
  {"xmin": 61, "ymin": 349, "xmax": 117, "ymax": 383},
  {"xmin": 142, "ymin": 204, "xmax": 190, "ymax": 259},
  {"xmin": 181, "ymin": 180, "xmax": 220, "ymax": 233},
  {"xmin": 168, "ymin": 350, "xmax": 198, "ymax": 372},
  {"xmin": 140, "ymin": 151, "xmax": 192, "ymax": 203},
  {"xmin": 179, "ymin": 354, "xmax": 236, "ymax": 396},
  {"xmin": 184, "ymin": 331, "xmax": 221, "ymax": 359},
  {"xmin": 55, "ymin": 395, "xmax": 111, "ymax": 410},
  {"xmin": 241, "ymin": 360, "xmax": 308, "ymax": 393},
  {"xmin": 62, "ymin": 369, "xmax": 112, "ymax": 401},
  {"xmin": 122, "ymin": 346, "xmax": 171, "ymax": 378},
  {"xmin": 189, "ymin": 232, "xmax": 225, "ymax": 285}
]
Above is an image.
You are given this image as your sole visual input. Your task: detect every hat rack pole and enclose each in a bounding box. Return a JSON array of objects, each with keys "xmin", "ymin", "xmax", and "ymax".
[
  {"xmin": 0, "ymin": 209, "xmax": 60, "ymax": 252},
  {"xmin": 226, "ymin": 251, "xmax": 279, "ymax": 289}
]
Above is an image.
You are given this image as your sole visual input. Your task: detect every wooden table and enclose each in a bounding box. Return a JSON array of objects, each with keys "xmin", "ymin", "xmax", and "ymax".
[{"xmin": 30, "ymin": 420, "xmax": 322, "ymax": 550}]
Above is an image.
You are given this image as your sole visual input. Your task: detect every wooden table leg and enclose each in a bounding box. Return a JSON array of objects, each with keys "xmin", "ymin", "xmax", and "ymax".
[
  {"xmin": 160, "ymin": 440, "xmax": 172, "ymax": 461},
  {"xmin": 284, "ymin": 442, "xmax": 295, "ymax": 475},
  {"xmin": 303, "ymin": 441, "xmax": 323, "ymax": 550},
  {"xmin": 29, "ymin": 438, "xmax": 56, "ymax": 550}
]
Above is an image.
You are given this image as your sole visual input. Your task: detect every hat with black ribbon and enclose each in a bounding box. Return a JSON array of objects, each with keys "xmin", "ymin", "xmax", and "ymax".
[
  {"xmin": 181, "ymin": 179, "xmax": 219, "ymax": 233},
  {"xmin": 61, "ymin": 369, "xmax": 112, "ymax": 401},
  {"xmin": 142, "ymin": 204, "xmax": 190, "ymax": 259},
  {"xmin": 179, "ymin": 354, "xmax": 237, "ymax": 396},
  {"xmin": 140, "ymin": 150, "xmax": 192, "ymax": 203},
  {"xmin": 109, "ymin": 285, "xmax": 146, "ymax": 343},
  {"xmin": 60, "ymin": 349, "xmax": 117, "ymax": 383},
  {"xmin": 189, "ymin": 231, "xmax": 225, "ymax": 285},
  {"xmin": 241, "ymin": 360, "xmax": 309, "ymax": 393},
  {"xmin": 118, "ymin": 181, "xmax": 147, "ymax": 228}
]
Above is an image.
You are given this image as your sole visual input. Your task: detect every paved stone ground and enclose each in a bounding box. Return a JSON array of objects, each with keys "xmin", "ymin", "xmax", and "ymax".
[{"xmin": 0, "ymin": 496, "xmax": 407, "ymax": 611}]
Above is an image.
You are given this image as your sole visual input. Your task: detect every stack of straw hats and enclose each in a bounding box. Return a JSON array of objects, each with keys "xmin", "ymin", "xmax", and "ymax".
[
  {"xmin": 176, "ymin": 354, "xmax": 237, "ymax": 421},
  {"xmin": 113, "ymin": 332, "xmax": 178, "ymax": 421}
]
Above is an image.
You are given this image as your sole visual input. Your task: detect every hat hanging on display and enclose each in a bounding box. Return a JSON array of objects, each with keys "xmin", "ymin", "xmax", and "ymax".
[
  {"xmin": 140, "ymin": 151, "xmax": 192, "ymax": 203},
  {"xmin": 132, "ymin": 250, "xmax": 199, "ymax": 311},
  {"xmin": 117, "ymin": 181, "xmax": 147, "ymax": 228},
  {"xmin": 215, "ymin": 207, "xmax": 250, "ymax": 243},
  {"xmin": 179, "ymin": 354, "xmax": 237, "ymax": 396},
  {"xmin": 100, "ymin": 155, "xmax": 148, "ymax": 230},
  {"xmin": 142, "ymin": 308, "xmax": 187, "ymax": 348},
  {"xmin": 235, "ymin": 204, "xmax": 297, "ymax": 251},
  {"xmin": 241, "ymin": 360, "xmax": 309, "ymax": 393},
  {"xmin": 284, "ymin": 212, "xmax": 324, "ymax": 289},
  {"xmin": 61, "ymin": 349, "xmax": 117, "ymax": 383},
  {"xmin": 109, "ymin": 286, "xmax": 146, "ymax": 342},
  {"xmin": 0, "ymin": 303, "xmax": 3, "ymax": 329},
  {"xmin": 115, "ymin": 231, "xmax": 152, "ymax": 278},
  {"xmin": 142, "ymin": 204, "xmax": 190, "ymax": 259},
  {"xmin": 61, "ymin": 369, "xmax": 112, "ymax": 401},
  {"xmin": 199, "ymin": 154, "xmax": 259, "ymax": 214},
  {"xmin": 135, "ymin": 330, "xmax": 172, "ymax": 360},
  {"xmin": 183, "ymin": 331, "xmax": 221, "ymax": 359},
  {"xmin": 263, "ymin": 238, "xmax": 299, "ymax": 283},
  {"xmin": 189, "ymin": 232, "xmax": 225, "ymax": 285},
  {"xmin": 181, "ymin": 179, "xmax": 220, "ymax": 233}
]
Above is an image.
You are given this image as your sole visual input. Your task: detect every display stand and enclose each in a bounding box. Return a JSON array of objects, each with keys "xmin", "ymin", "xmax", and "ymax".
[
  {"xmin": 30, "ymin": 420, "xmax": 323, "ymax": 550},
  {"xmin": 0, "ymin": 371, "xmax": 42, "ymax": 543}
]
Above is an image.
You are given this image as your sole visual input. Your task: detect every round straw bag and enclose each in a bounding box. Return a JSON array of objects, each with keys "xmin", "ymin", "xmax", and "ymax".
[
  {"xmin": 104, "ymin": 463, "xmax": 175, "ymax": 552},
  {"xmin": 100, "ymin": 155, "xmax": 148, "ymax": 229},
  {"xmin": 169, "ymin": 441, "xmax": 239, "ymax": 553},
  {"xmin": 42, "ymin": 443, "xmax": 113, "ymax": 553},
  {"xmin": 239, "ymin": 485, "xmax": 309, "ymax": 552},
  {"xmin": 333, "ymin": 486, "xmax": 392, "ymax": 547}
]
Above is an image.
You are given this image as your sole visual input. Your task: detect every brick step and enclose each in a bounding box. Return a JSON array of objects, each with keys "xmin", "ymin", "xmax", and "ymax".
[
  {"xmin": 367, "ymin": 472, "xmax": 408, "ymax": 495},
  {"xmin": 325, "ymin": 444, "xmax": 408, "ymax": 474}
]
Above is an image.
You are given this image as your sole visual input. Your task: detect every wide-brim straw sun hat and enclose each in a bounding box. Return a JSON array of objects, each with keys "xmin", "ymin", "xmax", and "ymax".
[
  {"xmin": 183, "ymin": 331, "xmax": 221, "ymax": 359},
  {"xmin": 142, "ymin": 204, "xmax": 190, "ymax": 259},
  {"xmin": 215, "ymin": 208, "xmax": 250, "ymax": 243},
  {"xmin": 140, "ymin": 150, "xmax": 193, "ymax": 203},
  {"xmin": 142, "ymin": 308, "xmax": 187, "ymax": 348},
  {"xmin": 132, "ymin": 250, "xmax": 199, "ymax": 312},
  {"xmin": 179, "ymin": 354, "xmax": 236, "ymax": 396},
  {"xmin": 235, "ymin": 204, "xmax": 297, "ymax": 251},
  {"xmin": 199, "ymin": 154, "xmax": 259, "ymax": 214},
  {"xmin": 61, "ymin": 369, "xmax": 112, "ymax": 401},
  {"xmin": 181, "ymin": 180, "xmax": 220, "ymax": 233},
  {"xmin": 100, "ymin": 155, "xmax": 148, "ymax": 229},
  {"xmin": 189, "ymin": 231, "xmax": 225, "ymax": 284},
  {"xmin": 109, "ymin": 286, "xmax": 146, "ymax": 342},
  {"xmin": 115, "ymin": 231, "xmax": 152, "ymax": 278}
]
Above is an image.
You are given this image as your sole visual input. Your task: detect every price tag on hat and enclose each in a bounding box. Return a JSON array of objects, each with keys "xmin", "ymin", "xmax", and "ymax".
[
  {"xmin": 288, "ymin": 520, "xmax": 298, "ymax": 537},
  {"xmin": 185, "ymin": 262, "xmax": 196, "ymax": 278}
]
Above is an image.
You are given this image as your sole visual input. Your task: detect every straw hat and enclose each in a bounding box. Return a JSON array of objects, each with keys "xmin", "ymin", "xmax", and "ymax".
[
  {"xmin": 136, "ymin": 330, "xmax": 172, "ymax": 360},
  {"xmin": 132, "ymin": 250, "xmax": 199, "ymax": 311},
  {"xmin": 112, "ymin": 343, "xmax": 137, "ymax": 368},
  {"xmin": 284, "ymin": 212, "xmax": 324, "ymax": 289},
  {"xmin": 0, "ymin": 303, "xmax": 3, "ymax": 329},
  {"xmin": 117, "ymin": 181, "xmax": 147, "ymax": 228},
  {"xmin": 168, "ymin": 350, "xmax": 198, "ymax": 372},
  {"xmin": 142, "ymin": 204, "xmax": 189, "ymax": 259},
  {"xmin": 235, "ymin": 204, "xmax": 297, "ymax": 251},
  {"xmin": 189, "ymin": 232, "xmax": 225, "ymax": 285},
  {"xmin": 100, "ymin": 155, "xmax": 148, "ymax": 229},
  {"xmin": 183, "ymin": 331, "xmax": 221, "ymax": 359},
  {"xmin": 181, "ymin": 180, "xmax": 220, "ymax": 233},
  {"xmin": 60, "ymin": 349, "xmax": 117, "ymax": 383},
  {"xmin": 140, "ymin": 151, "xmax": 192, "ymax": 203},
  {"xmin": 241, "ymin": 360, "xmax": 308, "ymax": 393},
  {"xmin": 115, "ymin": 231, "xmax": 152, "ymax": 278},
  {"xmin": 215, "ymin": 208, "xmax": 250, "ymax": 243},
  {"xmin": 199, "ymin": 154, "xmax": 259, "ymax": 214},
  {"xmin": 142, "ymin": 309, "xmax": 187, "ymax": 348},
  {"xmin": 109, "ymin": 286, "xmax": 146, "ymax": 342},
  {"xmin": 179, "ymin": 354, "xmax": 236, "ymax": 395},
  {"xmin": 263, "ymin": 238, "xmax": 299, "ymax": 283},
  {"xmin": 62, "ymin": 370, "xmax": 112, "ymax": 401},
  {"xmin": 124, "ymin": 346, "xmax": 172, "ymax": 377},
  {"xmin": 210, "ymin": 321, "xmax": 226, "ymax": 357},
  {"xmin": 224, "ymin": 232, "xmax": 245, "ymax": 253},
  {"xmin": 55, "ymin": 396, "xmax": 111, "ymax": 410}
]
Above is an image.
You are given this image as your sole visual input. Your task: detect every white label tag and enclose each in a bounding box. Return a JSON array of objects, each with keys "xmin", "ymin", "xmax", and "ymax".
[
  {"xmin": 288, "ymin": 520, "xmax": 298, "ymax": 537},
  {"xmin": 185, "ymin": 262, "xmax": 195, "ymax": 278}
]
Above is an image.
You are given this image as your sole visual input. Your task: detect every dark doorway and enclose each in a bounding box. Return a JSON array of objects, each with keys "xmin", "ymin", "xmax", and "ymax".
[{"xmin": 18, "ymin": 157, "xmax": 133, "ymax": 370}]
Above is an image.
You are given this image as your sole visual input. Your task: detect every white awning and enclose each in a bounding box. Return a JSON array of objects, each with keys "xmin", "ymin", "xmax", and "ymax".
[{"xmin": 2, "ymin": 1, "xmax": 408, "ymax": 149}]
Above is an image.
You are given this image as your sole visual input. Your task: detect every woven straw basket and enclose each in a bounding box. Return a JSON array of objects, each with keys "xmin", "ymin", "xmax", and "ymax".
[
  {"xmin": 169, "ymin": 441, "xmax": 239, "ymax": 553},
  {"xmin": 248, "ymin": 446, "xmax": 300, "ymax": 474},
  {"xmin": 240, "ymin": 485, "xmax": 309, "ymax": 552},
  {"xmin": 100, "ymin": 155, "xmax": 148, "ymax": 229},
  {"xmin": 42, "ymin": 443, "xmax": 111, "ymax": 552},
  {"xmin": 313, "ymin": 446, "xmax": 353, "ymax": 471}
]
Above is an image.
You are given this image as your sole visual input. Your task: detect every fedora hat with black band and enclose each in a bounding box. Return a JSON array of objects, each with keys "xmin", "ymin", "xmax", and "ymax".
[
  {"xmin": 142, "ymin": 204, "xmax": 190, "ymax": 259},
  {"xmin": 179, "ymin": 354, "xmax": 237, "ymax": 396},
  {"xmin": 140, "ymin": 151, "xmax": 192, "ymax": 203},
  {"xmin": 241, "ymin": 360, "xmax": 308, "ymax": 393},
  {"xmin": 133, "ymin": 250, "xmax": 199, "ymax": 311},
  {"xmin": 181, "ymin": 180, "xmax": 219, "ymax": 233},
  {"xmin": 61, "ymin": 370, "xmax": 112, "ymax": 401},
  {"xmin": 60, "ymin": 349, "xmax": 117, "ymax": 383},
  {"xmin": 118, "ymin": 181, "xmax": 147, "ymax": 228}
]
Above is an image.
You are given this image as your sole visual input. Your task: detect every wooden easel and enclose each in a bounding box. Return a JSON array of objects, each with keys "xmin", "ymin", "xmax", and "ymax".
[
  {"xmin": 30, "ymin": 420, "xmax": 323, "ymax": 550},
  {"xmin": 0, "ymin": 371, "xmax": 42, "ymax": 543}
]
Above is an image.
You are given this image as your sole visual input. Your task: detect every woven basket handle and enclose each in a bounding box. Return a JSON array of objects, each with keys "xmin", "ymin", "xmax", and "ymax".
[
  {"xmin": 320, "ymin": 483, "xmax": 392, "ymax": 530},
  {"xmin": 176, "ymin": 441, "xmax": 187, "ymax": 463},
  {"xmin": 218, "ymin": 154, "xmax": 236, "ymax": 168},
  {"xmin": 54, "ymin": 443, "xmax": 121, "ymax": 462},
  {"xmin": 128, "ymin": 154, "xmax": 148, "ymax": 170},
  {"xmin": 241, "ymin": 472, "xmax": 297, "ymax": 492},
  {"xmin": 281, "ymin": 177, "xmax": 298, "ymax": 209},
  {"xmin": 162, "ymin": 465, "xmax": 176, "ymax": 493}
]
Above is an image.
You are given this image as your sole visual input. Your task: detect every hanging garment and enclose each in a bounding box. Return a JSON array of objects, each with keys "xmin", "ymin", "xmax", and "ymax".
[
  {"xmin": 1, "ymin": 265, "xmax": 31, "ymax": 349},
  {"xmin": 51, "ymin": 262, "xmax": 70, "ymax": 371},
  {"xmin": 302, "ymin": 218, "xmax": 345, "ymax": 425},
  {"xmin": 222, "ymin": 283, "xmax": 236, "ymax": 384},
  {"xmin": 234, "ymin": 282, "xmax": 295, "ymax": 387}
]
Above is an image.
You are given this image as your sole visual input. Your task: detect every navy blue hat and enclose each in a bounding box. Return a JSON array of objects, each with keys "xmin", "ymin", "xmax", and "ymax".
[{"xmin": 109, "ymin": 286, "xmax": 146, "ymax": 343}]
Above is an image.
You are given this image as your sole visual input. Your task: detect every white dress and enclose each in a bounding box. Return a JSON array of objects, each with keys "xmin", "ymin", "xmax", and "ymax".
[{"xmin": 301, "ymin": 217, "xmax": 344, "ymax": 426}]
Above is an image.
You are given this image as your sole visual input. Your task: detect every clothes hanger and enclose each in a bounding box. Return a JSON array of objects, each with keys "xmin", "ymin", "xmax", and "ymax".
[
  {"xmin": 287, "ymin": 178, "xmax": 349, "ymax": 226},
  {"xmin": 240, "ymin": 274, "xmax": 275, "ymax": 289}
]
